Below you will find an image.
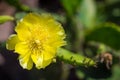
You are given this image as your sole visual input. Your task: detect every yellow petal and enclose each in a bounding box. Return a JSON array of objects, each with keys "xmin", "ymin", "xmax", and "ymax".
[
  {"xmin": 43, "ymin": 45, "xmax": 56, "ymax": 60},
  {"xmin": 42, "ymin": 59, "xmax": 52, "ymax": 68},
  {"xmin": 15, "ymin": 21, "xmax": 31, "ymax": 41},
  {"xmin": 15, "ymin": 42, "xmax": 28, "ymax": 55},
  {"xmin": 19, "ymin": 53, "xmax": 33, "ymax": 70},
  {"xmin": 22, "ymin": 13, "xmax": 42, "ymax": 24},
  {"xmin": 46, "ymin": 38, "xmax": 66, "ymax": 48},
  {"xmin": 46, "ymin": 18, "xmax": 66, "ymax": 38},
  {"xmin": 31, "ymin": 52, "xmax": 43, "ymax": 69},
  {"xmin": 6, "ymin": 34, "xmax": 20, "ymax": 50}
]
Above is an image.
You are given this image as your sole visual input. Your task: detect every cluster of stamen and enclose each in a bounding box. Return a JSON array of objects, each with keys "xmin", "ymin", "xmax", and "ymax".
[{"xmin": 29, "ymin": 39, "xmax": 43, "ymax": 53}]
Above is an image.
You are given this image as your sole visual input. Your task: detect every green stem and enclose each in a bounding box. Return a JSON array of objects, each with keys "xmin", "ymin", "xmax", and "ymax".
[{"xmin": 57, "ymin": 48, "xmax": 96, "ymax": 67}]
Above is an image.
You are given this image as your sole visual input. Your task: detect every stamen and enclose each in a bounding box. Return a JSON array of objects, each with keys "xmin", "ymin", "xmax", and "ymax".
[{"xmin": 29, "ymin": 39, "xmax": 43, "ymax": 53}]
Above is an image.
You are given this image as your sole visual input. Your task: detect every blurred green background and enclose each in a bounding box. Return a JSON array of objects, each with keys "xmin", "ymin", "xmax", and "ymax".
[{"xmin": 0, "ymin": 0, "xmax": 120, "ymax": 80}]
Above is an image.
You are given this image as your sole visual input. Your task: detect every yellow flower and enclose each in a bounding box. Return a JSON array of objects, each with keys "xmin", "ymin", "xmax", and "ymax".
[{"xmin": 6, "ymin": 13, "xmax": 66, "ymax": 70}]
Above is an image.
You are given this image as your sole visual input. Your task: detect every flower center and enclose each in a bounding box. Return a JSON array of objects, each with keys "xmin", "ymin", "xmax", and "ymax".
[{"xmin": 29, "ymin": 39, "xmax": 43, "ymax": 53}]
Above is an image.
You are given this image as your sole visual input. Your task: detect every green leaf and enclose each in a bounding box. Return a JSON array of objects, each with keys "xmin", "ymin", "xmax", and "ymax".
[
  {"xmin": 15, "ymin": 12, "xmax": 27, "ymax": 22},
  {"xmin": 85, "ymin": 23, "xmax": 120, "ymax": 50},
  {"xmin": 57, "ymin": 48, "xmax": 96, "ymax": 66},
  {"xmin": 60, "ymin": 0, "xmax": 81, "ymax": 17},
  {"xmin": 77, "ymin": 0, "xmax": 96, "ymax": 28},
  {"xmin": 0, "ymin": 15, "xmax": 14, "ymax": 24}
]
